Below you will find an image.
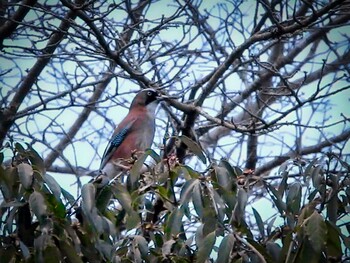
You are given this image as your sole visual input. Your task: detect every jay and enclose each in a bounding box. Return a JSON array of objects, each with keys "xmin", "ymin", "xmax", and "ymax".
[{"xmin": 99, "ymin": 88, "xmax": 161, "ymax": 181}]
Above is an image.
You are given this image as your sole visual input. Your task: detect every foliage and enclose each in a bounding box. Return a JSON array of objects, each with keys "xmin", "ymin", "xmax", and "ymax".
[{"xmin": 1, "ymin": 143, "xmax": 349, "ymax": 262}]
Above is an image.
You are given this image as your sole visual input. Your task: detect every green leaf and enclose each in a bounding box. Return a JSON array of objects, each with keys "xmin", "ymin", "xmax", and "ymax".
[
  {"xmin": 130, "ymin": 149, "xmax": 160, "ymax": 185},
  {"xmin": 196, "ymin": 231, "xmax": 216, "ymax": 263},
  {"xmin": 29, "ymin": 191, "xmax": 47, "ymax": 221},
  {"xmin": 232, "ymin": 188, "xmax": 248, "ymax": 226},
  {"xmin": 45, "ymin": 193, "xmax": 66, "ymax": 219},
  {"xmin": 211, "ymin": 188, "xmax": 226, "ymax": 224},
  {"xmin": 265, "ymin": 182, "xmax": 287, "ymax": 215},
  {"xmin": 213, "ymin": 163, "xmax": 234, "ymax": 191},
  {"xmin": 304, "ymin": 158, "xmax": 318, "ymax": 181},
  {"xmin": 17, "ymin": 163, "xmax": 33, "ymax": 190},
  {"xmin": 61, "ymin": 187, "xmax": 76, "ymax": 206},
  {"xmin": 81, "ymin": 183, "xmax": 96, "ymax": 214},
  {"xmin": 286, "ymin": 182, "xmax": 302, "ymax": 214},
  {"xmin": 277, "ymin": 165, "xmax": 288, "ymax": 198},
  {"xmin": 325, "ymin": 221, "xmax": 342, "ymax": 259},
  {"xmin": 304, "ymin": 211, "xmax": 327, "ymax": 253},
  {"xmin": 134, "ymin": 235, "xmax": 149, "ymax": 259},
  {"xmin": 180, "ymin": 178, "xmax": 199, "ymax": 205},
  {"xmin": 44, "ymin": 173, "xmax": 61, "ymax": 200},
  {"xmin": 192, "ymin": 182, "xmax": 203, "ymax": 218},
  {"xmin": 0, "ymin": 152, "xmax": 3, "ymax": 165},
  {"xmin": 19, "ymin": 241, "xmax": 31, "ymax": 260},
  {"xmin": 311, "ymin": 165, "xmax": 323, "ymax": 189},
  {"xmin": 95, "ymin": 185, "xmax": 112, "ymax": 212},
  {"xmin": 179, "ymin": 135, "xmax": 206, "ymax": 164},
  {"xmin": 216, "ymin": 234, "xmax": 234, "ymax": 263},
  {"xmin": 252, "ymin": 208, "xmax": 264, "ymax": 238},
  {"xmin": 219, "ymin": 159, "xmax": 241, "ymax": 178},
  {"xmin": 112, "ymin": 183, "xmax": 140, "ymax": 229},
  {"xmin": 165, "ymin": 207, "xmax": 184, "ymax": 240},
  {"xmin": 326, "ymin": 174, "xmax": 338, "ymax": 224}
]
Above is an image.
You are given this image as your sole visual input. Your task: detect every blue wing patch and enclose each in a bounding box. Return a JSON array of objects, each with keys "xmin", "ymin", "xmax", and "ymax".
[
  {"xmin": 100, "ymin": 120, "xmax": 135, "ymax": 170},
  {"xmin": 110, "ymin": 127, "xmax": 129, "ymax": 148}
]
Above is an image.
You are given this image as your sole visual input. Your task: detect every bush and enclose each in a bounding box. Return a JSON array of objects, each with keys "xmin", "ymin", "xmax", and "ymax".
[{"xmin": 0, "ymin": 142, "xmax": 349, "ymax": 262}]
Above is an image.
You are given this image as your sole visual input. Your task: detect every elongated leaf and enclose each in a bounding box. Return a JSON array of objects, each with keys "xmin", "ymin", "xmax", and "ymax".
[
  {"xmin": 192, "ymin": 182, "xmax": 203, "ymax": 218},
  {"xmin": 216, "ymin": 234, "xmax": 234, "ymax": 263},
  {"xmin": 18, "ymin": 163, "xmax": 33, "ymax": 190},
  {"xmin": 81, "ymin": 183, "xmax": 96, "ymax": 214},
  {"xmin": 61, "ymin": 187, "xmax": 76, "ymax": 206},
  {"xmin": 130, "ymin": 149, "xmax": 160, "ymax": 185},
  {"xmin": 277, "ymin": 165, "xmax": 288, "ymax": 198},
  {"xmin": 165, "ymin": 207, "xmax": 184, "ymax": 240},
  {"xmin": 45, "ymin": 193, "xmax": 66, "ymax": 219},
  {"xmin": 179, "ymin": 135, "xmax": 206, "ymax": 164},
  {"xmin": 219, "ymin": 159, "xmax": 241, "ymax": 178},
  {"xmin": 29, "ymin": 191, "xmax": 47, "ymax": 220},
  {"xmin": 113, "ymin": 183, "xmax": 140, "ymax": 229},
  {"xmin": 162, "ymin": 240, "xmax": 176, "ymax": 256},
  {"xmin": 19, "ymin": 241, "xmax": 30, "ymax": 260},
  {"xmin": 286, "ymin": 182, "xmax": 301, "ymax": 214},
  {"xmin": 134, "ymin": 235, "xmax": 149, "ymax": 259},
  {"xmin": 113, "ymin": 183, "xmax": 133, "ymax": 213},
  {"xmin": 265, "ymin": 182, "xmax": 287, "ymax": 214},
  {"xmin": 232, "ymin": 188, "xmax": 248, "ymax": 226},
  {"xmin": 180, "ymin": 178, "xmax": 198, "ymax": 205},
  {"xmin": 327, "ymin": 174, "xmax": 338, "ymax": 224},
  {"xmin": 44, "ymin": 173, "xmax": 61, "ymax": 200},
  {"xmin": 252, "ymin": 208, "xmax": 264, "ymax": 238},
  {"xmin": 311, "ymin": 165, "xmax": 323, "ymax": 189},
  {"xmin": 325, "ymin": 221, "xmax": 342, "ymax": 259},
  {"xmin": 196, "ymin": 231, "xmax": 216, "ymax": 263},
  {"xmin": 305, "ymin": 211, "xmax": 327, "ymax": 253}
]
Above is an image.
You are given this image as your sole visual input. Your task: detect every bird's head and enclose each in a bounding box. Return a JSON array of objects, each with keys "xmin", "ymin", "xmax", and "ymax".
[{"xmin": 130, "ymin": 88, "xmax": 161, "ymax": 113}]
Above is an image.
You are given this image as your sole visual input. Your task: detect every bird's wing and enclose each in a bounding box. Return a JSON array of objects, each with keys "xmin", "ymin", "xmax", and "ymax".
[{"xmin": 99, "ymin": 119, "xmax": 136, "ymax": 170}]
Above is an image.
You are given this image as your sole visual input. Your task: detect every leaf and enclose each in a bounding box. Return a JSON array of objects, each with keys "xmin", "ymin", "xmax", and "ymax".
[
  {"xmin": 95, "ymin": 185, "xmax": 112, "ymax": 212},
  {"xmin": 196, "ymin": 231, "xmax": 216, "ymax": 263},
  {"xmin": 192, "ymin": 182, "xmax": 203, "ymax": 218},
  {"xmin": 165, "ymin": 207, "xmax": 184, "ymax": 240},
  {"xmin": 162, "ymin": 239, "xmax": 176, "ymax": 256},
  {"xmin": 130, "ymin": 149, "xmax": 160, "ymax": 185},
  {"xmin": 44, "ymin": 173, "xmax": 61, "ymax": 200},
  {"xmin": 211, "ymin": 188, "xmax": 226, "ymax": 224},
  {"xmin": 216, "ymin": 234, "xmax": 234, "ymax": 263},
  {"xmin": 133, "ymin": 235, "xmax": 149, "ymax": 258},
  {"xmin": 180, "ymin": 178, "xmax": 199, "ymax": 205},
  {"xmin": 19, "ymin": 241, "xmax": 31, "ymax": 260},
  {"xmin": 286, "ymin": 182, "xmax": 302, "ymax": 214},
  {"xmin": 265, "ymin": 241, "xmax": 281, "ymax": 262},
  {"xmin": 29, "ymin": 191, "xmax": 47, "ymax": 221},
  {"xmin": 311, "ymin": 165, "xmax": 323, "ymax": 189},
  {"xmin": 81, "ymin": 183, "xmax": 96, "ymax": 214},
  {"xmin": 179, "ymin": 135, "xmax": 206, "ymax": 164},
  {"xmin": 17, "ymin": 163, "xmax": 33, "ymax": 190},
  {"xmin": 252, "ymin": 208, "xmax": 264, "ymax": 238},
  {"xmin": 326, "ymin": 174, "xmax": 338, "ymax": 224},
  {"xmin": 277, "ymin": 165, "xmax": 288, "ymax": 198},
  {"xmin": 304, "ymin": 158, "xmax": 318, "ymax": 180},
  {"xmin": 45, "ymin": 193, "xmax": 66, "ymax": 219},
  {"xmin": 113, "ymin": 183, "xmax": 140, "ymax": 229},
  {"xmin": 219, "ymin": 159, "xmax": 241, "ymax": 178},
  {"xmin": 232, "ymin": 188, "xmax": 248, "ymax": 226},
  {"xmin": 304, "ymin": 211, "xmax": 327, "ymax": 253},
  {"xmin": 61, "ymin": 187, "xmax": 76, "ymax": 206},
  {"xmin": 265, "ymin": 182, "xmax": 287, "ymax": 215},
  {"xmin": 325, "ymin": 221, "xmax": 342, "ymax": 259}
]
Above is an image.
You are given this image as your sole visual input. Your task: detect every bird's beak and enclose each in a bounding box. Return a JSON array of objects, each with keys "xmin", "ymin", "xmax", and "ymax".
[{"xmin": 157, "ymin": 92, "xmax": 177, "ymax": 101}]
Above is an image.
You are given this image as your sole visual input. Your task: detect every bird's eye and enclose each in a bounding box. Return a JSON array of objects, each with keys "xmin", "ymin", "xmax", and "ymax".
[{"xmin": 147, "ymin": 91, "xmax": 152, "ymax": 96}]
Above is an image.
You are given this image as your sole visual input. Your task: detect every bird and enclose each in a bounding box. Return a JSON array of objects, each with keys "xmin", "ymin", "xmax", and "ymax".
[{"xmin": 98, "ymin": 88, "xmax": 162, "ymax": 182}]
